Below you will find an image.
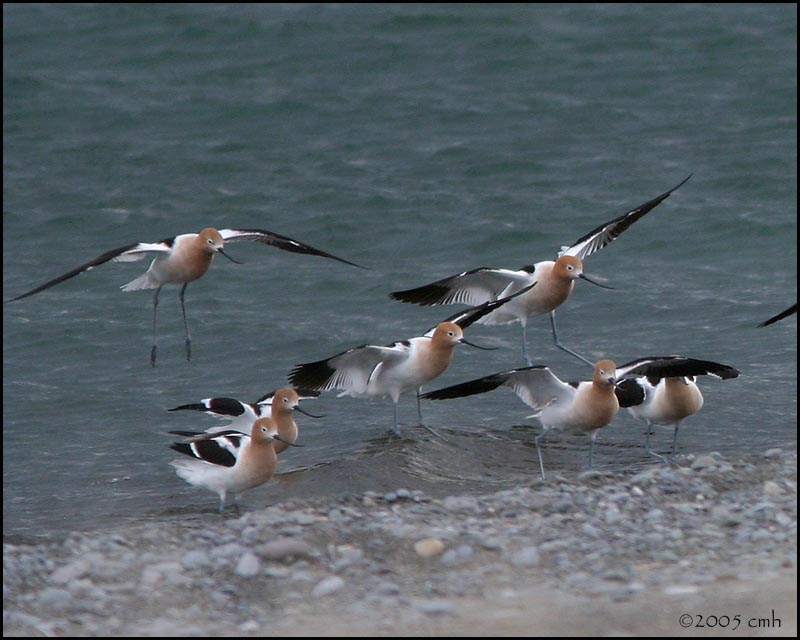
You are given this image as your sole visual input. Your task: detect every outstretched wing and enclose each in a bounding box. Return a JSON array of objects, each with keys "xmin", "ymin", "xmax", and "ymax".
[
  {"xmin": 758, "ymin": 303, "xmax": 797, "ymax": 328},
  {"xmin": 422, "ymin": 365, "xmax": 574, "ymax": 411},
  {"xmin": 7, "ymin": 240, "xmax": 173, "ymax": 302},
  {"xmin": 560, "ymin": 174, "xmax": 692, "ymax": 260},
  {"xmin": 390, "ymin": 267, "xmax": 533, "ymax": 307},
  {"xmin": 218, "ymin": 228, "xmax": 363, "ymax": 268},
  {"xmin": 288, "ymin": 344, "xmax": 408, "ymax": 394},
  {"xmin": 424, "ymin": 282, "xmax": 537, "ymax": 336},
  {"xmin": 615, "ymin": 356, "xmax": 740, "ymax": 381}
]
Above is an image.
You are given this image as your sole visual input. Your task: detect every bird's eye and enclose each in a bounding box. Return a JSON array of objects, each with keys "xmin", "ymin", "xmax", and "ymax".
[{"xmin": 566, "ymin": 264, "xmax": 574, "ymax": 271}]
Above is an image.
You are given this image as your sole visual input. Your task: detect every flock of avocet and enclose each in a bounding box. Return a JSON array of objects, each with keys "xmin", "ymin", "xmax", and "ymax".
[{"xmin": 9, "ymin": 176, "xmax": 795, "ymax": 511}]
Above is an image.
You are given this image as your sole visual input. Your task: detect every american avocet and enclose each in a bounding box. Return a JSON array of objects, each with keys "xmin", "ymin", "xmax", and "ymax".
[
  {"xmin": 421, "ymin": 359, "xmax": 619, "ymax": 479},
  {"xmin": 421, "ymin": 355, "xmax": 738, "ymax": 478},
  {"xmin": 169, "ymin": 387, "xmax": 322, "ymax": 437},
  {"xmin": 758, "ymin": 303, "xmax": 797, "ymax": 327},
  {"xmin": 288, "ymin": 285, "xmax": 535, "ymax": 437},
  {"xmin": 169, "ymin": 417, "xmax": 295, "ymax": 512},
  {"xmin": 7, "ymin": 227, "xmax": 362, "ymax": 366},
  {"xmin": 391, "ymin": 176, "xmax": 692, "ymax": 367},
  {"xmin": 614, "ymin": 356, "xmax": 740, "ymax": 462}
]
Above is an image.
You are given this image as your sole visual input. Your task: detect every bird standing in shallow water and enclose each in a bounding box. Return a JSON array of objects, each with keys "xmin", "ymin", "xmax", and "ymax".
[
  {"xmin": 422, "ymin": 359, "xmax": 619, "ymax": 479},
  {"xmin": 7, "ymin": 226, "xmax": 362, "ymax": 366},
  {"xmin": 421, "ymin": 354, "xmax": 738, "ymax": 478},
  {"xmin": 289, "ymin": 286, "xmax": 535, "ymax": 437},
  {"xmin": 391, "ymin": 176, "xmax": 691, "ymax": 367}
]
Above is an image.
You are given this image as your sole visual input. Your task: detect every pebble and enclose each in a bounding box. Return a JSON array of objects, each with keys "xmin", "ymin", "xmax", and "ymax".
[
  {"xmin": 312, "ymin": 575, "xmax": 345, "ymax": 598},
  {"xmin": 510, "ymin": 546, "xmax": 540, "ymax": 567},
  {"xmin": 2, "ymin": 450, "xmax": 795, "ymax": 637},
  {"xmin": 414, "ymin": 538, "xmax": 445, "ymax": 557},
  {"xmin": 235, "ymin": 552, "xmax": 261, "ymax": 577}
]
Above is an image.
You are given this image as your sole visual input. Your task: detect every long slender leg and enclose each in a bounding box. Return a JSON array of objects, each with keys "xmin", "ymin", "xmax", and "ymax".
[
  {"xmin": 669, "ymin": 422, "xmax": 681, "ymax": 461},
  {"xmin": 179, "ymin": 283, "xmax": 191, "ymax": 362},
  {"xmin": 521, "ymin": 323, "xmax": 532, "ymax": 366},
  {"xmin": 645, "ymin": 420, "xmax": 669, "ymax": 464},
  {"xmin": 392, "ymin": 401, "xmax": 402, "ymax": 437},
  {"xmin": 549, "ymin": 312, "xmax": 593, "ymax": 368},
  {"xmin": 535, "ymin": 430, "xmax": 548, "ymax": 480},
  {"xmin": 218, "ymin": 490, "xmax": 227, "ymax": 513},
  {"xmin": 150, "ymin": 286, "xmax": 163, "ymax": 368},
  {"xmin": 416, "ymin": 387, "xmax": 447, "ymax": 441}
]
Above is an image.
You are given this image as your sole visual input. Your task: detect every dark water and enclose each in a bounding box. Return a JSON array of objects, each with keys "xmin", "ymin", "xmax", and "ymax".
[{"xmin": 3, "ymin": 4, "xmax": 796, "ymax": 540}]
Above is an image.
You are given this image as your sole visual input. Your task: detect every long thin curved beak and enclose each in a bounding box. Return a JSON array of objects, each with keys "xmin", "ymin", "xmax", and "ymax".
[
  {"xmin": 460, "ymin": 338, "xmax": 497, "ymax": 351},
  {"xmin": 579, "ymin": 272, "xmax": 614, "ymax": 290},
  {"xmin": 217, "ymin": 248, "xmax": 244, "ymax": 264},
  {"xmin": 273, "ymin": 433, "xmax": 304, "ymax": 447},
  {"xmin": 294, "ymin": 405, "xmax": 325, "ymax": 419}
]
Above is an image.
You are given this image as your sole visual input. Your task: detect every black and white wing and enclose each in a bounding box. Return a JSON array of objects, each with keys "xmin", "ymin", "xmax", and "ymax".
[
  {"xmin": 169, "ymin": 430, "xmax": 248, "ymax": 468},
  {"xmin": 421, "ymin": 365, "xmax": 574, "ymax": 411},
  {"xmin": 7, "ymin": 239, "xmax": 174, "ymax": 302},
  {"xmin": 423, "ymin": 282, "xmax": 537, "ymax": 336},
  {"xmin": 615, "ymin": 356, "xmax": 740, "ymax": 381},
  {"xmin": 218, "ymin": 228, "xmax": 363, "ymax": 268},
  {"xmin": 288, "ymin": 343, "xmax": 409, "ymax": 394},
  {"xmin": 169, "ymin": 397, "xmax": 262, "ymax": 433},
  {"xmin": 391, "ymin": 267, "xmax": 533, "ymax": 307},
  {"xmin": 560, "ymin": 174, "xmax": 692, "ymax": 261}
]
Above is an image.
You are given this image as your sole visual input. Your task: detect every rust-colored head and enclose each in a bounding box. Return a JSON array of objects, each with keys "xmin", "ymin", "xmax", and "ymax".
[
  {"xmin": 197, "ymin": 228, "xmax": 225, "ymax": 253},
  {"xmin": 271, "ymin": 387, "xmax": 302, "ymax": 415},
  {"xmin": 431, "ymin": 322, "xmax": 465, "ymax": 347},
  {"xmin": 553, "ymin": 255, "xmax": 584, "ymax": 281},
  {"xmin": 593, "ymin": 359, "xmax": 617, "ymax": 387}
]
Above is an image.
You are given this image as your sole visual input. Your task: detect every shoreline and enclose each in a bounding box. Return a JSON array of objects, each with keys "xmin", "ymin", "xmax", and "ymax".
[{"xmin": 4, "ymin": 448, "xmax": 796, "ymax": 637}]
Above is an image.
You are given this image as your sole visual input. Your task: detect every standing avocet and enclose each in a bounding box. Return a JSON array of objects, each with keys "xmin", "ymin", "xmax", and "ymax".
[
  {"xmin": 391, "ymin": 176, "xmax": 691, "ymax": 367},
  {"xmin": 422, "ymin": 359, "xmax": 619, "ymax": 478},
  {"xmin": 7, "ymin": 227, "xmax": 362, "ymax": 366},
  {"xmin": 614, "ymin": 356, "xmax": 740, "ymax": 462},
  {"xmin": 288, "ymin": 285, "xmax": 535, "ymax": 436},
  {"xmin": 169, "ymin": 417, "xmax": 295, "ymax": 512},
  {"xmin": 421, "ymin": 354, "xmax": 737, "ymax": 478}
]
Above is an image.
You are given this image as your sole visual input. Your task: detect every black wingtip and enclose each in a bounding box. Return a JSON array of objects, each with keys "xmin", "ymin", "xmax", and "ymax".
[
  {"xmin": 168, "ymin": 404, "xmax": 206, "ymax": 413},
  {"xmin": 757, "ymin": 303, "xmax": 797, "ymax": 327}
]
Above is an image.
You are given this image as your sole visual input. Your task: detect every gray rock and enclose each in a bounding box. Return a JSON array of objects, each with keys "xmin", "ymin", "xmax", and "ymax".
[
  {"xmin": 510, "ymin": 546, "xmax": 540, "ymax": 567},
  {"xmin": 234, "ymin": 552, "xmax": 261, "ymax": 577},
  {"xmin": 312, "ymin": 575, "xmax": 345, "ymax": 597},
  {"xmin": 258, "ymin": 538, "xmax": 317, "ymax": 562}
]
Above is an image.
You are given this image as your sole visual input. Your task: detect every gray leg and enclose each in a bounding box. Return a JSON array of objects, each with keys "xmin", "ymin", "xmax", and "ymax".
[
  {"xmin": 150, "ymin": 286, "xmax": 162, "ymax": 368},
  {"xmin": 535, "ymin": 431, "xmax": 548, "ymax": 480},
  {"xmin": 392, "ymin": 401, "xmax": 402, "ymax": 437},
  {"xmin": 521, "ymin": 324, "xmax": 532, "ymax": 366},
  {"xmin": 179, "ymin": 283, "xmax": 191, "ymax": 362},
  {"xmin": 645, "ymin": 420, "xmax": 669, "ymax": 464},
  {"xmin": 669, "ymin": 422, "xmax": 681, "ymax": 461},
  {"xmin": 588, "ymin": 431, "xmax": 598, "ymax": 469},
  {"xmin": 416, "ymin": 388, "xmax": 447, "ymax": 441},
  {"xmin": 217, "ymin": 491, "xmax": 227, "ymax": 513},
  {"xmin": 549, "ymin": 312, "xmax": 594, "ymax": 368}
]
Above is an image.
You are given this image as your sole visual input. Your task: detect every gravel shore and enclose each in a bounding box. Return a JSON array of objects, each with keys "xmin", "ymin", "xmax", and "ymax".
[{"xmin": 4, "ymin": 449, "xmax": 796, "ymax": 637}]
